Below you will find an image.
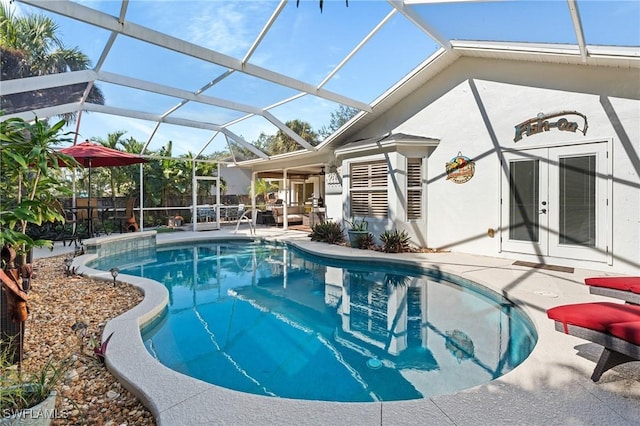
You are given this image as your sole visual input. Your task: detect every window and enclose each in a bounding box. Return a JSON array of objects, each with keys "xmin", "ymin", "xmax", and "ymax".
[
  {"xmin": 350, "ymin": 160, "xmax": 388, "ymax": 218},
  {"xmin": 407, "ymin": 158, "xmax": 423, "ymax": 220}
]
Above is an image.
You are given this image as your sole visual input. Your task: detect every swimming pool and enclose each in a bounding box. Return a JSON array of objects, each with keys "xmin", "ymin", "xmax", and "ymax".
[{"xmin": 90, "ymin": 239, "xmax": 537, "ymax": 402}]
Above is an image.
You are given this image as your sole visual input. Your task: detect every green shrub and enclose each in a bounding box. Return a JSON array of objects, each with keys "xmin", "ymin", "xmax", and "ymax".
[
  {"xmin": 380, "ymin": 229, "xmax": 411, "ymax": 253},
  {"xmin": 352, "ymin": 232, "xmax": 375, "ymax": 250},
  {"xmin": 309, "ymin": 221, "xmax": 345, "ymax": 245}
]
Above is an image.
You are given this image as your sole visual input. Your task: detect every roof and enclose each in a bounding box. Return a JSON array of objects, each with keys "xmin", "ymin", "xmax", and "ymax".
[
  {"xmin": 1, "ymin": 0, "xmax": 639, "ymax": 165},
  {"xmin": 335, "ymin": 132, "xmax": 439, "ymax": 156}
]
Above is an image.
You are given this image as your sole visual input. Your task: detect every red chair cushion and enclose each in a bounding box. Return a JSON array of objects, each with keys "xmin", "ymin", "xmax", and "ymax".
[
  {"xmin": 609, "ymin": 321, "xmax": 640, "ymax": 346},
  {"xmin": 547, "ymin": 302, "xmax": 640, "ymax": 332},
  {"xmin": 585, "ymin": 277, "xmax": 640, "ymax": 292}
]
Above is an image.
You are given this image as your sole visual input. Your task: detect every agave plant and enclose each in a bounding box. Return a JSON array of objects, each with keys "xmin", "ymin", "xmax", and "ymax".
[
  {"xmin": 309, "ymin": 221, "xmax": 344, "ymax": 245},
  {"xmin": 379, "ymin": 229, "xmax": 412, "ymax": 253}
]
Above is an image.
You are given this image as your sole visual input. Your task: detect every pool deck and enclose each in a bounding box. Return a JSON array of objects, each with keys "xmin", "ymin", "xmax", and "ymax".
[{"xmin": 36, "ymin": 227, "xmax": 640, "ymax": 425}]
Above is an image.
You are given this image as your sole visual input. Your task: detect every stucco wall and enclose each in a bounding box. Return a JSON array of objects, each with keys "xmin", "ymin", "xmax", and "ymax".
[
  {"xmin": 222, "ymin": 167, "xmax": 251, "ymax": 196},
  {"xmin": 349, "ymin": 57, "xmax": 639, "ymax": 274}
]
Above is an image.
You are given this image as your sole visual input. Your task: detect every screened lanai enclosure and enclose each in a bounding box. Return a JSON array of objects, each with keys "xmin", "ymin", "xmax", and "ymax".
[{"xmin": 1, "ymin": 0, "xmax": 638, "ymax": 231}]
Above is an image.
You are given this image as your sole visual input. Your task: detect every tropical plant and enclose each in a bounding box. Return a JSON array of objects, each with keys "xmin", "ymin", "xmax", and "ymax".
[
  {"xmin": 92, "ymin": 131, "xmax": 128, "ymax": 208},
  {"xmin": 0, "ymin": 3, "xmax": 104, "ymax": 121},
  {"xmin": 379, "ymin": 229, "xmax": 412, "ymax": 253},
  {"xmin": 250, "ymin": 178, "xmax": 279, "ymax": 206},
  {"xmin": 296, "ymin": 0, "xmax": 349, "ymax": 13},
  {"xmin": 309, "ymin": 221, "xmax": 345, "ymax": 245},
  {"xmin": 0, "ymin": 116, "xmax": 77, "ymax": 262},
  {"xmin": 257, "ymin": 119, "xmax": 319, "ymax": 156},
  {"xmin": 90, "ymin": 332, "xmax": 113, "ymax": 364}
]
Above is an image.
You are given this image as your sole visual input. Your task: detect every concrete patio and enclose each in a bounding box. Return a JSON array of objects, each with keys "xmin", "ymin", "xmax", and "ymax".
[{"xmin": 35, "ymin": 227, "xmax": 640, "ymax": 425}]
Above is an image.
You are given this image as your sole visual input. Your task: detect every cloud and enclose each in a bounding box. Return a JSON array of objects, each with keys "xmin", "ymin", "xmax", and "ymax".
[{"xmin": 186, "ymin": 2, "xmax": 269, "ymax": 56}]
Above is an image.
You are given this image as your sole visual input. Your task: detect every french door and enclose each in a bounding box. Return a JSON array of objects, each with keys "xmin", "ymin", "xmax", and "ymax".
[{"xmin": 501, "ymin": 143, "xmax": 609, "ymax": 262}]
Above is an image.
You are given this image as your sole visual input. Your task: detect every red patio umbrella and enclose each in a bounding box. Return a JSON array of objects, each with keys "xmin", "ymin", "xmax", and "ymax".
[
  {"xmin": 58, "ymin": 140, "xmax": 147, "ymax": 233},
  {"xmin": 59, "ymin": 140, "xmax": 147, "ymax": 168}
]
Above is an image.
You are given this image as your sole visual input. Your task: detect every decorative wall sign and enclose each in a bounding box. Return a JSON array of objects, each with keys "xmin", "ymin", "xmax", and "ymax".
[
  {"xmin": 325, "ymin": 170, "xmax": 343, "ymax": 194},
  {"xmin": 514, "ymin": 110, "xmax": 588, "ymax": 142},
  {"xmin": 446, "ymin": 152, "xmax": 475, "ymax": 184}
]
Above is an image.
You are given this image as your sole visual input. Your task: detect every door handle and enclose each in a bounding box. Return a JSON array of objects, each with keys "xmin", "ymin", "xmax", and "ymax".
[{"xmin": 539, "ymin": 208, "xmax": 547, "ymax": 214}]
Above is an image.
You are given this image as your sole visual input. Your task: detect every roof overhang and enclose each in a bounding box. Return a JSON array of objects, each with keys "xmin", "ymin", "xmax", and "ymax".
[{"xmin": 335, "ymin": 133, "xmax": 440, "ymax": 157}]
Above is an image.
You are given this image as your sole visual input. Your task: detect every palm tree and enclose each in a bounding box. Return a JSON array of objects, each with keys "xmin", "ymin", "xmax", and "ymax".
[
  {"xmin": 118, "ymin": 136, "xmax": 145, "ymax": 202},
  {"xmin": 296, "ymin": 0, "xmax": 348, "ymax": 12},
  {"xmin": 250, "ymin": 179, "xmax": 278, "ymax": 206},
  {"xmin": 92, "ymin": 131, "xmax": 128, "ymax": 208},
  {"xmin": 0, "ymin": 3, "xmax": 104, "ymax": 121},
  {"xmin": 269, "ymin": 119, "xmax": 318, "ymax": 155}
]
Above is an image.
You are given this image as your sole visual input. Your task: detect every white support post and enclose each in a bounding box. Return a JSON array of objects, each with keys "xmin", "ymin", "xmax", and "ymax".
[
  {"xmin": 192, "ymin": 159, "xmax": 197, "ymax": 231},
  {"xmin": 216, "ymin": 163, "xmax": 221, "ymax": 230},
  {"xmin": 251, "ymin": 172, "xmax": 256, "ymax": 211},
  {"xmin": 139, "ymin": 162, "xmax": 144, "ymax": 231},
  {"xmin": 283, "ymin": 168, "xmax": 288, "ymax": 230}
]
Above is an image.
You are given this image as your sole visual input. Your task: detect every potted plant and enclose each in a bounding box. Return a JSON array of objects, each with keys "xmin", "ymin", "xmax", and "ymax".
[
  {"xmin": 0, "ymin": 340, "xmax": 74, "ymax": 425},
  {"xmin": 345, "ymin": 217, "xmax": 370, "ymax": 249}
]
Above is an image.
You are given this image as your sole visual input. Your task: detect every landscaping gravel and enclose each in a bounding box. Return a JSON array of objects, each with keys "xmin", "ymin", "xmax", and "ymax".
[{"xmin": 20, "ymin": 254, "xmax": 156, "ymax": 425}]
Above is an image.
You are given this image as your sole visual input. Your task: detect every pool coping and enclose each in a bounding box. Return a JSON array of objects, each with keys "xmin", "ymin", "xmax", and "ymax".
[{"xmin": 72, "ymin": 230, "xmax": 640, "ymax": 425}]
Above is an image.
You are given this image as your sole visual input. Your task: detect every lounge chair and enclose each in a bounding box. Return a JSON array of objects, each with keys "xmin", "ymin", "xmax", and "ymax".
[
  {"xmin": 547, "ymin": 276, "xmax": 640, "ymax": 381},
  {"xmin": 585, "ymin": 276, "xmax": 640, "ymax": 305}
]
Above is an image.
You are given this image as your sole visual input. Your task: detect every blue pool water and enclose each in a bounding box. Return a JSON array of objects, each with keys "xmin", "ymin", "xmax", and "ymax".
[{"xmin": 90, "ymin": 240, "xmax": 537, "ymax": 402}]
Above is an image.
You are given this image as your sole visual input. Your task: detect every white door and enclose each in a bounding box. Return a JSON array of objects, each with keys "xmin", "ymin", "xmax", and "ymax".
[{"xmin": 501, "ymin": 142, "xmax": 609, "ymax": 263}]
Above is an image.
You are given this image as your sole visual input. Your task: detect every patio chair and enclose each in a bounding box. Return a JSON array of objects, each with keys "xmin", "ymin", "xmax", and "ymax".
[
  {"xmin": 59, "ymin": 209, "xmax": 81, "ymax": 246},
  {"xmin": 547, "ymin": 276, "xmax": 640, "ymax": 381},
  {"xmin": 113, "ymin": 197, "xmax": 136, "ymax": 233},
  {"xmin": 225, "ymin": 206, "xmax": 239, "ymax": 222},
  {"xmin": 547, "ymin": 301, "xmax": 640, "ymax": 381},
  {"xmin": 585, "ymin": 276, "xmax": 640, "ymax": 305},
  {"xmin": 197, "ymin": 205, "xmax": 215, "ymax": 222}
]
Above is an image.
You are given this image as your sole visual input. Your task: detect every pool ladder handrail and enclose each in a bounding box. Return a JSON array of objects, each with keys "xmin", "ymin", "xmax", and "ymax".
[{"xmin": 234, "ymin": 208, "xmax": 257, "ymax": 235}]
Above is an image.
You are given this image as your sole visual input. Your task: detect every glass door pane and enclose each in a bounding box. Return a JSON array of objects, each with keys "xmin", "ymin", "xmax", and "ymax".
[
  {"xmin": 509, "ymin": 160, "xmax": 539, "ymax": 242},
  {"xmin": 559, "ymin": 156, "xmax": 596, "ymax": 246}
]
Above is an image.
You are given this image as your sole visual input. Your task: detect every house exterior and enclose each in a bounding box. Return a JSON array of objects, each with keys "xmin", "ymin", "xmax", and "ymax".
[
  {"xmin": 221, "ymin": 167, "xmax": 251, "ymax": 201},
  {"xmin": 246, "ymin": 43, "xmax": 640, "ymax": 275}
]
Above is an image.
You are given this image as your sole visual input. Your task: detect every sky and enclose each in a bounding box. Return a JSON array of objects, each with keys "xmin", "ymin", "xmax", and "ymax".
[{"xmin": 5, "ymin": 0, "xmax": 640, "ymax": 157}]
